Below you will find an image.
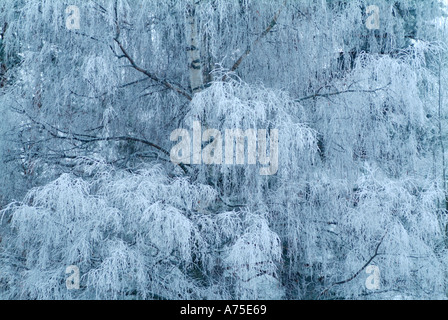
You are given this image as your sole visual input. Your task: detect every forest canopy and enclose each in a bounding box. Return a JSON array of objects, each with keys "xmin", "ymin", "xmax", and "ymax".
[{"xmin": 0, "ymin": 0, "xmax": 448, "ymax": 300}]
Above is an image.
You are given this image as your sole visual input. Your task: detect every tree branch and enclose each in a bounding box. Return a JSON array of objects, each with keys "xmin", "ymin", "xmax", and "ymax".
[
  {"xmin": 113, "ymin": 38, "xmax": 192, "ymax": 101},
  {"xmin": 56, "ymin": 134, "xmax": 190, "ymax": 175},
  {"xmin": 296, "ymin": 82, "xmax": 391, "ymax": 103},
  {"xmin": 318, "ymin": 232, "xmax": 386, "ymax": 299},
  {"xmin": 14, "ymin": 106, "xmax": 190, "ymax": 174},
  {"xmin": 113, "ymin": 1, "xmax": 192, "ymax": 101},
  {"xmin": 222, "ymin": 1, "xmax": 286, "ymax": 81}
]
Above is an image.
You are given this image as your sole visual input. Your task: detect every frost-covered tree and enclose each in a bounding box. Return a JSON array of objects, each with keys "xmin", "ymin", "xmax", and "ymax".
[{"xmin": 1, "ymin": 0, "xmax": 448, "ymax": 300}]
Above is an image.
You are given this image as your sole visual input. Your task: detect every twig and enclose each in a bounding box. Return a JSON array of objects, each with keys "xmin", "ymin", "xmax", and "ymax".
[
  {"xmin": 296, "ymin": 82, "xmax": 391, "ymax": 103},
  {"xmin": 318, "ymin": 232, "xmax": 387, "ymax": 299},
  {"xmin": 14, "ymin": 106, "xmax": 190, "ymax": 174},
  {"xmin": 222, "ymin": 1, "xmax": 286, "ymax": 81}
]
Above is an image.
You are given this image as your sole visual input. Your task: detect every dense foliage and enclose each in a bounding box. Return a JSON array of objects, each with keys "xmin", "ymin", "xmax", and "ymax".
[{"xmin": 1, "ymin": 0, "xmax": 448, "ymax": 300}]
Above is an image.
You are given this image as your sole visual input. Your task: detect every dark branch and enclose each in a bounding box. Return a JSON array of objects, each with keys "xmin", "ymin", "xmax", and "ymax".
[
  {"xmin": 113, "ymin": 2, "xmax": 192, "ymax": 101},
  {"xmin": 319, "ymin": 232, "xmax": 387, "ymax": 299},
  {"xmin": 296, "ymin": 82, "xmax": 391, "ymax": 103},
  {"xmin": 14, "ymin": 106, "xmax": 190, "ymax": 174},
  {"xmin": 53, "ymin": 134, "xmax": 190, "ymax": 175}
]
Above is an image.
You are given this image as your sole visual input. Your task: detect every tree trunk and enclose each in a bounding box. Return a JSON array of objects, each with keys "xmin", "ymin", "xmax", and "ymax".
[{"xmin": 186, "ymin": 0, "xmax": 204, "ymax": 95}]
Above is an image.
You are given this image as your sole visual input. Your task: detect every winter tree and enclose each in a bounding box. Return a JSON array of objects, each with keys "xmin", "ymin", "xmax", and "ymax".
[{"xmin": 0, "ymin": 0, "xmax": 448, "ymax": 300}]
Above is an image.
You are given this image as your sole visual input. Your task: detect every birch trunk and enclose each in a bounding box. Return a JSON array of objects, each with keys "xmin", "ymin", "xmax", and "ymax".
[{"xmin": 186, "ymin": 1, "xmax": 204, "ymax": 95}]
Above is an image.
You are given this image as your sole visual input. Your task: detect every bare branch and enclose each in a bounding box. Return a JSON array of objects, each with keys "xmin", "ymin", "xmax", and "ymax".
[
  {"xmin": 296, "ymin": 82, "xmax": 391, "ymax": 103},
  {"xmin": 113, "ymin": 39, "xmax": 192, "ymax": 101},
  {"xmin": 222, "ymin": 1, "xmax": 286, "ymax": 81},
  {"xmin": 113, "ymin": 1, "xmax": 192, "ymax": 101},
  {"xmin": 14, "ymin": 106, "xmax": 190, "ymax": 174},
  {"xmin": 319, "ymin": 232, "xmax": 387, "ymax": 299}
]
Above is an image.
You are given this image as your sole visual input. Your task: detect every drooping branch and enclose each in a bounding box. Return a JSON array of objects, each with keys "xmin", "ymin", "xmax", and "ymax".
[{"xmin": 222, "ymin": 1, "xmax": 286, "ymax": 81}]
